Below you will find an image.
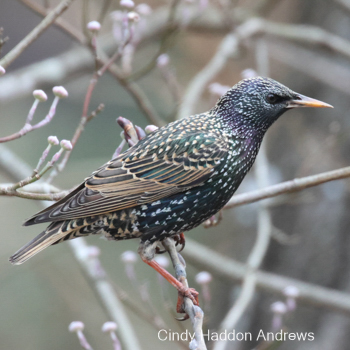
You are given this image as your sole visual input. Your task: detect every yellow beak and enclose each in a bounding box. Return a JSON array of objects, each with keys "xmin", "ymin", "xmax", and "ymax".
[{"xmin": 286, "ymin": 94, "xmax": 333, "ymax": 109}]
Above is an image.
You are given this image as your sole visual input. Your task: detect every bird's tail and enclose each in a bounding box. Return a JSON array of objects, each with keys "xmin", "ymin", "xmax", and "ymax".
[{"xmin": 10, "ymin": 221, "xmax": 69, "ymax": 265}]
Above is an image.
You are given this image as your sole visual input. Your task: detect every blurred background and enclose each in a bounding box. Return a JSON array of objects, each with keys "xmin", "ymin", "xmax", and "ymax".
[{"xmin": 1, "ymin": 0, "xmax": 350, "ymax": 349}]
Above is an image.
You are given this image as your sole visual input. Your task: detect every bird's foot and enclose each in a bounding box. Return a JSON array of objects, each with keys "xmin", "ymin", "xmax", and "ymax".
[
  {"xmin": 173, "ymin": 232, "xmax": 186, "ymax": 252},
  {"xmin": 154, "ymin": 232, "xmax": 186, "ymax": 254},
  {"xmin": 140, "ymin": 256, "xmax": 200, "ymax": 319},
  {"xmin": 176, "ymin": 287, "xmax": 199, "ymax": 321}
]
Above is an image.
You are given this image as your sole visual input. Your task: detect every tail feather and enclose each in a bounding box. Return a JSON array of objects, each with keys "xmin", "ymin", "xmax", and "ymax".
[{"xmin": 10, "ymin": 221, "xmax": 68, "ymax": 265}]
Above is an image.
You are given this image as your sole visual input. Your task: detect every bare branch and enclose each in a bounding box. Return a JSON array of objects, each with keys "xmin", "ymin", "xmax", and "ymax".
[
  {"xmin": 0, "ymin": 92, "xmax": 64, "ymax": 143},
  {"xmin": 70, "ymin": 239, "xmax": 142, "ymax": 350},
  {"xmin": 106, "ymin": 61, "xmax": 165, "ymax": 126},
  {"xmin": 225, "ymin": 166, "xmax": 350, "ymax": 209},
  {"xmin": 0, "ymin": 145, "xmax": 141, "ymax": 350},
  {"xmin": 215, "ymin": 125, "xmax": 273, "ymax": 349},
  {"xmin": 162, "ymin": 238, "xmax": 206, "ymax": 350},
  {"xmin": 0, "ymin": 0, "xmax": 75, "ymax": 69},
  {"xmin": 182, "ymin": 238, "xmax": 350, "ymax": 315},
  {"xmin": 178, "ymin": 19, "xmax": 261, "ymax": 119},
  {"xmin": 21, "ymin": 0, "xmax": 85, "ymax": 43}
]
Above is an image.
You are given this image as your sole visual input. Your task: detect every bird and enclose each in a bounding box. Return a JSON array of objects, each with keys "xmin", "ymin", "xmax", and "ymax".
[{"xmin": 10, "ymin": 77, "xmax": 332, "ymax": 310}]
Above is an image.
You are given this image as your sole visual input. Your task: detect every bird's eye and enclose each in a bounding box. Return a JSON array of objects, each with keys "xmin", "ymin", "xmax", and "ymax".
[{"xmin": 266, "ymin": 93, "xmax": 280, "ymax": 104}]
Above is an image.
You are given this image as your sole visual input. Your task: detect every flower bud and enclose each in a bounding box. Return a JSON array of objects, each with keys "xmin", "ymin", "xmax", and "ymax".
[
  {"xmin": 0, "ymin": 65, "xmax": 6, "ymax": 76},
  {"xmin": 283, "ymin": 285, "xmax": 299, "ymax": 298},
  {"xmin": 33, "ymin": 89, "xmax": 48, "ymax": 102},
  {"xmin": 121, "ymin": 250, "xmax": 137, "ymax": 263},
  {"xmin": 48, "ymin": 136, "xmax": 59, "ymax": 146},
  {"xmin": 120, "ymin": 0, "xmax": 134, "ymax": 8},
  {"xmin": 127, "ymin": 11, "xmax": 140, "ymax": 22},
  {"xmin": 60, "ymin": 139, "xmax": 73, "ymax": 151},
  {"xmin": 87, "ymin": 246, "xmax": 100, "ymax": 258},
  {"xmin": 145, "ymin": 125, "xmax": 158, "ymax": 134},
  {"xmin": 53, "ymin": 86, "xmax": 68, "ymax": 98},
  {"xmin": 195, "ymin": 271, "xmax": 212, "ymax": 285},
  {"xmin": 136, "ymin": 4, "xmax": 152, "ymax": 15},
  {"xmin": 69, "ymin": 321, "xmax": 84, "ymax": 332},
  {"xmin": 87, "ymin": 21, "xmax": 101, "ymax": 32},
  {"xmin": 102, "ymin": 322, "xmax": 118, "ymax": 332},
  {"xmin": 208, "ymin": 83, "xmax": 230, "ymax": 97},
  {"xmin": 154, "ymin": 255, "xmax": 169, "ymax": 268},
  {"xmin": 271, "ymin": 301, "xmax": 287, "ymax": 315},
  {"xmin": 157, "ymin": 54, "xmax": 169, "ymax": 68},
  {"xmin": 241, "ymin": 68, "xmax": 257, "ymax": 79}
]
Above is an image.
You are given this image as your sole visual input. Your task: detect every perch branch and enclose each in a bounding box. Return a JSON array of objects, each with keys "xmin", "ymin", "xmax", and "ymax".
[{"xmin": 162, "ymin": 238, "xmax": 206, "ymax": 350}]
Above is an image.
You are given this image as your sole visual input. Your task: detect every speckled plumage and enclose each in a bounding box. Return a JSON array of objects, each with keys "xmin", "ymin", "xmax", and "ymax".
[{"xmin": 10, "ymin": 77, "xmax": 331, "ymax": 264}]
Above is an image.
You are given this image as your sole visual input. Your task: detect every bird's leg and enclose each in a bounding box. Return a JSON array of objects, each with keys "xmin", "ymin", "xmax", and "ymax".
[
  {"xmin": 154, "ymin": 232, "xmax": 186, "ymax": 254},
  {"xmin": 140, "ymin": 257, "xmax": 199, "ymax": 311},
  {"xmin": 161, "ymin": 237, "xmax": 199, "ymax": 319},
  {"xmin": 138, "ymin": 238, "xmax": 199, "ymax": 319}
]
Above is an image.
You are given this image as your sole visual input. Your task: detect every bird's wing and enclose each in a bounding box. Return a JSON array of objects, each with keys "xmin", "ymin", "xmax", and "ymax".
[{"xmin": 24, "ymin": 130, "xmax": 229, "ymax": 225}]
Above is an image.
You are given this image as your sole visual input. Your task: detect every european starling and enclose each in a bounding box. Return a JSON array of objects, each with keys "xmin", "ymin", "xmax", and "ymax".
[{"xmin": 10, "ymin": 77, "xmax": 332, "ymax": 304}]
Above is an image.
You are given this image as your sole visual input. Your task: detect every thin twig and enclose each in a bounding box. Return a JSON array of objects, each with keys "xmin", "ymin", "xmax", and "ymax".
[
  {"xmin": 162, "ymin": 238, "xmax": 207, "ymax": 350},
  {"xmin": 4, "ymin": 6, "xmax": 350, "ymax": 101},
  {"xmin": 178, "ymin": 19, "xmax": 260, "ymax": 119},
  {"xmin": 128, "ymin": 0, "xmax": 181, "ymax": 82},
  {"xmin": 334, "ymin": 0, "xmax": 350, "ymax": 13},
  {"xmin": 182, "ymin": 238, "xmax": 350, "ymax": 315},
  {"xmin": 0, "ymin": 187, "xmax": 69, "ymax": 201},
  {"xmin": 98, "ymin": 0, "xmax": 114, "ymax": 25},
  {"xmin": 214, "ymin": 119, "xmax": 272, "ymax": 350},
  {"xmin": 0, "ymin": 96, "xmax": 60, "ymax": 143},
  {"xmin": 53, "ymin": 41, "xmax": 128, "ymax": 178},
  {"xmin": 106, "ymin": 61, "xmax": 165, "ymax": 126},
  {"xmin": 224, "ymin": 166, "xmax": 350, "ymax": 209},
  {"xmin": 0, "ymin": 0, "xmax": 75, "ymax": 69},
  {"xmin": 0, "ymin": 144, "xmax": 141, "ymax": 350},
  {"xmin": 69, "ymin": 239, "xmax": 142, "ymax": 350},
  {"xmin": 2, "ymin": 139, "xmax": 350, "ymax": 203},
  {"xmin": 20, "ymin": 0, "xmax": 85, "ymax": 43}
]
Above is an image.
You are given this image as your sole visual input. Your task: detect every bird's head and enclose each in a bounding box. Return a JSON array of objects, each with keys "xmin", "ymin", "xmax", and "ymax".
[{"xmin": 215, "ymin": 77, "xmax": 333, "ymax": 132}]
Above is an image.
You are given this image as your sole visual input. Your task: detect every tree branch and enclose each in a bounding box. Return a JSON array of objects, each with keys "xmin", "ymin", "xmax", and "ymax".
[
  {"xmin": 162, "ymin": 238, "xmax": 206, "ymax": 350},
  {"xmin": 20, "ymin": 0, "xmax": 85, "ymax": 43},
  {"xmin": 225, "ymin": 166, "xmax": 350, "ymax": 209},
  {"xmin": 182, "ymin": 238, "xmax": 350, "ymax": 315},
  {"xmin": 0, "ymin": 144, "xmax": 141, "ymax": 350},
  {"xmin": 0, "ymin": 0, "xmax": 75, "ymax": 69}
]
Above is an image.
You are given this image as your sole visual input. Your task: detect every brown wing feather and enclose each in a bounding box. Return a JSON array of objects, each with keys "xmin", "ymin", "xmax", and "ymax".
[{"xmin": 24, "ymin": 128, "xmax": 228, "ymax": 226}]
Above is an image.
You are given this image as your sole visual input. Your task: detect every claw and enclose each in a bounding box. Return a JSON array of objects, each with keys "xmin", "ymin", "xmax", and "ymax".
[
  {"xmin": 173, "ymin": 232, "xmax": 186, "ymax": 252},
  {"xmin": 155, "ymin": 245, "xmax": 166, "ymax": 254},
  {"xmin": 175, "ymin": 314, "xmax": 189, "ymax": 321},
  {"xmin": 155, "ymin": 233, "xmax": 186, "ymax": 254}
]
